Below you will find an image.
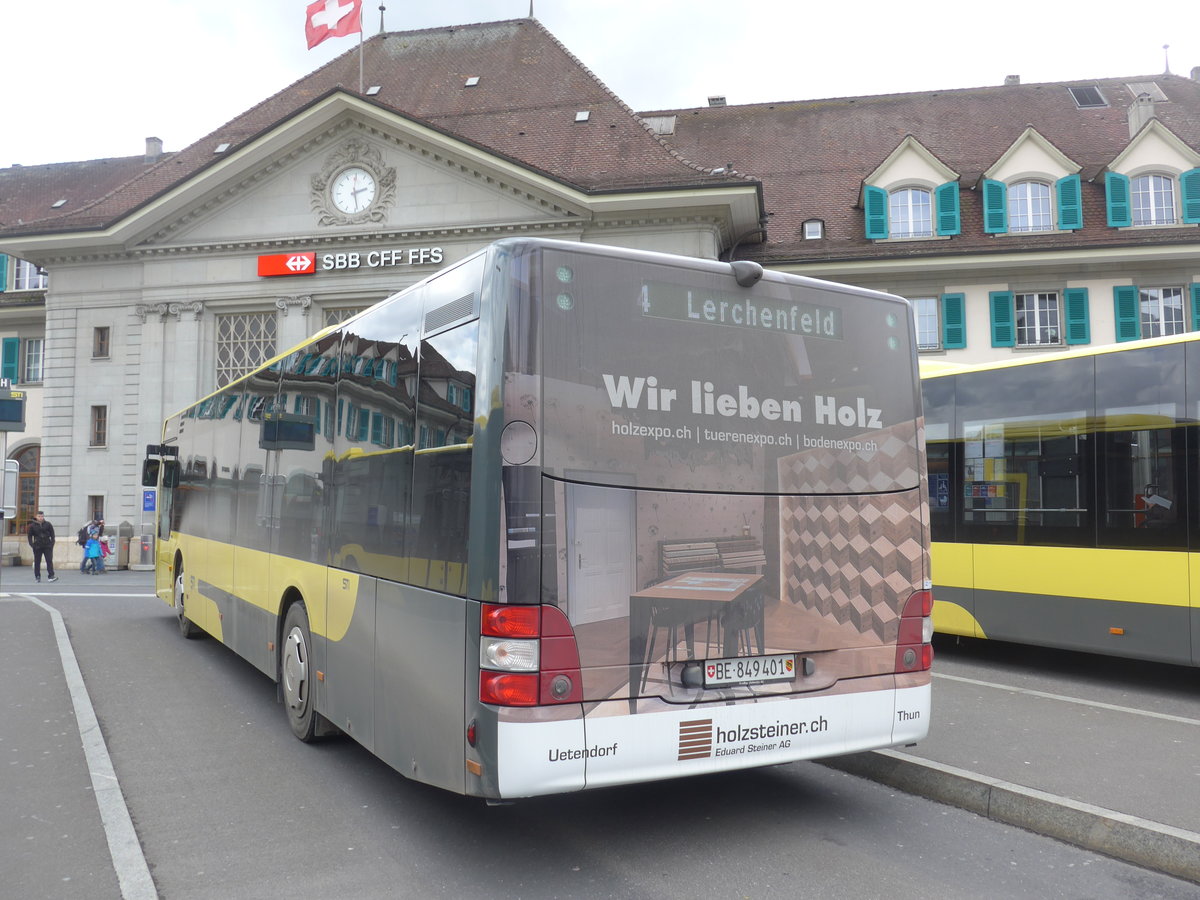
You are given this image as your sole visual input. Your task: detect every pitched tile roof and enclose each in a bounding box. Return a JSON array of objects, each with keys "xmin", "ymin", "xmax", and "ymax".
[
  {"xmin": 0, "ymin": 19, "xmax": 739, "ymax": 239},
  {"xmin": 0, "ymin": 155, "xmax": 167, "ymax": 232},
  {"xmin": 645, "ymin": 74, "xmax": 1200, "ymax": 262}
]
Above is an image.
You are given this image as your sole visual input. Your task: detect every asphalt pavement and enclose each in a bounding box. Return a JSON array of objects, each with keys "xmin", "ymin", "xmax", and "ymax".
[{"xmin": 3, "ymin": 566, "xmax": 1199, "ymax": 895}]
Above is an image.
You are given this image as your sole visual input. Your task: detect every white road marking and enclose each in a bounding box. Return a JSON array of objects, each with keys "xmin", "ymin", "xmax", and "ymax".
[
  {"xmin": 934, "ymin": 671, "xmax": 1200, "ymax": 726},
  {"xmin": 18, "ymin": 595, "xmax": 158, "ymax": 899}
]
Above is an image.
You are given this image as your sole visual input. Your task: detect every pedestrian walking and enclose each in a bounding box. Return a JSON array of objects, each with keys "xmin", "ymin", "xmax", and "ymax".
[
  {"xmin": 78, "ymin": 519, "xmax": 94, "ymax": 572},
  {"xmin": 27, "ymin": 511, "xmax": 59, "ymax": 583},
  {"xmin": 83, "ymin": 535, "xmax": 107, "ymax": 574}
]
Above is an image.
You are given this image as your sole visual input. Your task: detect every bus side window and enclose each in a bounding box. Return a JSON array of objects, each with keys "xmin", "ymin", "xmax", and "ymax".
[{"xmin": 410, "ymin": 321, "xmax": 479, "ymax": 595}]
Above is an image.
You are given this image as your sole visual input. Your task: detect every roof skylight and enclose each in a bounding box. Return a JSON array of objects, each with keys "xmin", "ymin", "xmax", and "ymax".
[{"xmin": 1068, "ymin": 86, "xmax": 1107, "ymax": 109}]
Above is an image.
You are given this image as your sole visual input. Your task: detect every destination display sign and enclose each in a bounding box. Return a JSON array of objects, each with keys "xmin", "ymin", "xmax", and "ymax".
[{"xmin": 639, "ymin": 281, "xmax": 843, "ymax": 340}]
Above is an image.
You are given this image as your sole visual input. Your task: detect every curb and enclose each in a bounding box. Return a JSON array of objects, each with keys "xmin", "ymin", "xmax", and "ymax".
[{"xmin": 819, "ymin": 749, "xmax": 1200, "ymax": 885}]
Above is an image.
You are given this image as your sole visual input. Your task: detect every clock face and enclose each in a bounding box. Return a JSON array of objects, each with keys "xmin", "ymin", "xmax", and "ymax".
[{"xmin": 331, "ymin": 166, "xmax": 377, "ymax": 214}]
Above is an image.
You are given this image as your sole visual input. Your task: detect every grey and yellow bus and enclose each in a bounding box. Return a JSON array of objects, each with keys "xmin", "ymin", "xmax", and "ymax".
[
  {"xmin": 923, "ymin": 332, "xmax": 1200, "ymax": 666},
  {"xmin": 144, "ymin": 238, "xmax": 931, "ymax": 799}
]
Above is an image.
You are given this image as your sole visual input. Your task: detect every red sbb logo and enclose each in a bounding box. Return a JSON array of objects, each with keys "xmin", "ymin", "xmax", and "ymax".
[{"xmin": 258, "ymin": 253, "xmax": 316, "ymax": 277}]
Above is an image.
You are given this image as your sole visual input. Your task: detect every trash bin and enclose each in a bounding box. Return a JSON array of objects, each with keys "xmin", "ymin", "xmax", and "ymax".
[
  {"xmin": 131, "ymin": 525, "xmax": 156, "ymax": 571},
  {"xmin": 117, "ymin": 520, "xmax": 133, "ymax": 570},
  {"xmin": 103, "ymin": 535, "xmax": 118, "ymax": 569}
]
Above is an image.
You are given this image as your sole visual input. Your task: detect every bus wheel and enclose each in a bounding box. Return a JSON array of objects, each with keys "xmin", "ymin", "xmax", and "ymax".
[
  {"xmin": 174, "ymin": 561, "xmax": 202, "ymax": 640},
  {"xmin": 281, "ymin": 603, "xmax": 320, "ymax": 742}
]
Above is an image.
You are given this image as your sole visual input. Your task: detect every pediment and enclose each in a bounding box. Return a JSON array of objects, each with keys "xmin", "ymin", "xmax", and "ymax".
[
  {"xmin": 984, "ymin": 127, "xmax": 1078, "ymax": 183},
  {"xmin": 139, "ymin": 115, "xmax": 583, "ymax": 247},
  {"xmin": 1107, "ymin": 119, "xmax": 1200, "ymax": 177},
  {"xmin": 865, "ymin": 136, "xmax": 958, "ymax": 192}
]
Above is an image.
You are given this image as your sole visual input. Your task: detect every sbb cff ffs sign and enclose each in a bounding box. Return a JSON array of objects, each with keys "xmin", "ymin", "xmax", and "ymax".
[
  {"xmin": 257, "ymin": 248, "xmax": 446, "ymax": 276},
  {"xmin": 258, "ymin": 253, "xmax": 316, "ymax": 277}
]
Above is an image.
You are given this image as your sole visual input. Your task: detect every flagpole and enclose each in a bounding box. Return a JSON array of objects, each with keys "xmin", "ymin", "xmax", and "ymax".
[{"xmin": 358, "ymin": 23, "xmax": 364, "ymax": 93}]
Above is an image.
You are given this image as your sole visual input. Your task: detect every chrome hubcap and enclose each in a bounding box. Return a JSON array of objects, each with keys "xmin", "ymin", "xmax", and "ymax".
[{"xmin": 283, "ymin": 627, "xmax": 308, "ymax": 715}]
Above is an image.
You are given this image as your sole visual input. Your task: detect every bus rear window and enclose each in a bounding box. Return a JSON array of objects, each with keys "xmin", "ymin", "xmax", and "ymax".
[{"xmin": 538, "ymin": 251, "xmax": 921, "ymax": 494}]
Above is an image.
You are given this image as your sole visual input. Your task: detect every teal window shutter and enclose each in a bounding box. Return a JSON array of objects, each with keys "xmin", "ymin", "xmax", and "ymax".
[
  {"xmin": 1063, "ymin": 288, "xmax": 1090, "ymax": 345},
  {"xmin": 935, "ymin": 181, "xmax": 961, "ymax": 236},
  {"xmin": 989, "ymin": 291, "xmax": 1015, "ymax": 347},
  {"xmin": 1113, "ymin": 285, "xmax": 1140, "ymax": 341},
  {"xmin": 1, "ymin": 338, "xmax": 19, "ymax": 382},
  {"xmin": 1056, "ymin": 174, "xmax": 1083, "ymax": 230},
  {"xmin": 1106, "ymin": 172, "xmax": 1132, "ymax": 227},
  {"xmin": 982, "ymin": 180, "xmax": 1007, "ymax": 233},
  {"xmin": 940, "ymin": 293, "xmax": 966, "ymax": 348},
  {"xmin": 0, "ymin": 254, "xmax": 7, "ymax": 292},
  {"xmin": 1191, "ymin": 284, "xmax": 1200, "ymax": 331},
  {"xmin": 1180, "ymin": 168, "xmax": 1200, "ymax": 224},
  {"xmin": 864, "ymin": 185, "xmax": 888, "ymax": 239}
]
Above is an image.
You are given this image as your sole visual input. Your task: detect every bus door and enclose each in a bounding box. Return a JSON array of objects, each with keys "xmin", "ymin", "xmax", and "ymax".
[
  {"xmin": 566, "ymin": 482, "xmax": 634, "ymax": 625},
  {"xmin": 256, "ymin": 450, "xmax": 285, "ymax": 549}
]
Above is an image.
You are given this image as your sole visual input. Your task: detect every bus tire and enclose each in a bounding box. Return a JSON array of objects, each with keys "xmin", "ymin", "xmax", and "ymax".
[
  {"xmin": 281, "ymin": 602, "xmax": 322, "ymax": 742},
  {"xmin": 174, "ymin": 559, "xmax": 202, "ymax": 640}
]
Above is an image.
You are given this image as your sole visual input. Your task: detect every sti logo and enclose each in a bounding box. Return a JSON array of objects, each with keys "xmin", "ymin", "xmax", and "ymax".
[{"xmin": 258, "ymin": 253, "xmax": 316, "ymax": 277}]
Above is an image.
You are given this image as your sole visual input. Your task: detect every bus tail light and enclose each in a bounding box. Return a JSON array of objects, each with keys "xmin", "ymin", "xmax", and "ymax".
[
  {"xmin": 895, "ymin": 589, "xmax": 934, "ymax": 673},
  {"xmin": 480, "ymin": 603, "xmax": 583, "ymax": 706}
]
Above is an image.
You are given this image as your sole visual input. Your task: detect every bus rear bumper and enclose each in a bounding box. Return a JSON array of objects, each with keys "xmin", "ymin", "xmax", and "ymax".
[{"xmin": 495, "ymin": 680, "xmax": 931, "ymax": 798}]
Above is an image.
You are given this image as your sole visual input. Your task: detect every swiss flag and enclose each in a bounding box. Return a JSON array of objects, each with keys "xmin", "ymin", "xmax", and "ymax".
[{"xmin": 305, "ymin": 0, "xmax": 363, "ymax": 49}]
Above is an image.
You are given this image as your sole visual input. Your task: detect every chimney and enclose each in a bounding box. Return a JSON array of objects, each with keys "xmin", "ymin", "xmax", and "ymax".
[
  {"xmin": 707, "ymin": 95, "xmax": 727, "ymax": 107},
  {"xmin": 1128, "ymin": 93, "xmax": 1157, "ymax": 137},
  {"xmin": 1004, "ymin": 75, "xmax": 1020, "ymax": 86},
  {"xmin": 1192, "ymin": 66, "xmax": 1200, "ymax": 82},
  {"xmin": 145, "ymin": 136, "xmax": 163, "ymax": 162}
]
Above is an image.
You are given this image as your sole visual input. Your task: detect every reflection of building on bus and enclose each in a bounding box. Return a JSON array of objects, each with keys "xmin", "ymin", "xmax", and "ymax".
[
  {"xmin": 923, "ymin": 332, "xmax": 1200, "ymax": 667},
  {"xmin": 146, "ymin": 238, "xmax": 931, "ymax": 800}
]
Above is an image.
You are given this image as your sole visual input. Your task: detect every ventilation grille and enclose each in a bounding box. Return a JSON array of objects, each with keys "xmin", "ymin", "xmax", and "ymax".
[{"xmin": 425, "ymin": 292, "xmax": 477, "ymax": 334}]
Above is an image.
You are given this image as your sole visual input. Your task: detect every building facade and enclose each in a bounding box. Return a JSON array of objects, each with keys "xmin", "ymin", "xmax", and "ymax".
[{"xmin": 1, "ymin": 17, "xmax": 1199, "ymax": 546}]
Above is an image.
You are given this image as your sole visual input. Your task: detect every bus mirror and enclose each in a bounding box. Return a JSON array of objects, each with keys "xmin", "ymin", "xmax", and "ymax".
[
  {"xmin": 141, "ymin": 459, "xmax": 159, "ymax": 487},
  {"xmin": 162, "ymin": 460, "xmax": 180, "ymax": 488}
]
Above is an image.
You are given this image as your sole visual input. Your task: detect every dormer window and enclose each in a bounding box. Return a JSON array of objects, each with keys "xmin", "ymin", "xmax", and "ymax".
[
  {"xmin": 865, "ymin": 182, "xmax": 960, "ymax": 239},
  {"xmin": 1106, "ymin": 169, "xmax": 1200, "ymax": 227},
  {"xmin": 863, "ymin": 136, "xmax": 961, "ymax": 240},
  {"xmin": 803, "ymin": 219, "xmax": 824, "ymax": 240},
  {"xmin": 1103, "ymin": 120, "xmax": 1200, "ymax": 228},
  {"xmin": 1132, "ymin": 173, "xmax": 1176, "ymax": 225},
  {"xmin": 888, "ymin": 188, "xmax": 933, "ymax": 238},
  {"xmin": 1008, "ymin": 181, "xmax": 1053, "ymax": 232},
  {"xmin": 982, "ymin": 175, "xmax": 1082, "ymax": 233}
]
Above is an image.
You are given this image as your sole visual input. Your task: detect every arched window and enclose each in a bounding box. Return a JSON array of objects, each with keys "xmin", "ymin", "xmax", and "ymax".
[
  {"xmin": 12, "ymin": 445, "xmax": 39, "ymax": 535},
  {"xmin": 1008, "ymin": 181, "xmax": 1052, "ymax": 232},
  {"xmin": 1132, "ymin": 174, "xmax": 1176, "ymax": 225},
  {"xmin": 888, "ymin": 188, "xmax": 932, "ymax": 238}
]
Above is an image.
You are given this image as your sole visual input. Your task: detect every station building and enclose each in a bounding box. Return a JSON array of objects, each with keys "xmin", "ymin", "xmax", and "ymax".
[{"xmin": 1, "ymin": 16, "xmax": 1199, "ymax": 546}]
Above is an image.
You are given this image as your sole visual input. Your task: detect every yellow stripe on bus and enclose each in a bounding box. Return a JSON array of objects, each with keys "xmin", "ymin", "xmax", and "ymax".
[
  {"xmin": 931, "ymin": 600, "xmax": 985, "ymax": 638},
  {"xmin": 934, "ymin": 542, "xmax": 1190, "ymax": 608}
]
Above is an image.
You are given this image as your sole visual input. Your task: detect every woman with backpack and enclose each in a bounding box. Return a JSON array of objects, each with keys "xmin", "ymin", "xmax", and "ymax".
[{"xmin": 78, "ymin": 520, "xmax": 94, "ymax": 572}]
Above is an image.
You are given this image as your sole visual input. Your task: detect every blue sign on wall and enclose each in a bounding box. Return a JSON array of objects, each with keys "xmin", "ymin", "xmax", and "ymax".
[{"xmin": 143, "ymin": 490, "xmax": 156, "ymax": 513}]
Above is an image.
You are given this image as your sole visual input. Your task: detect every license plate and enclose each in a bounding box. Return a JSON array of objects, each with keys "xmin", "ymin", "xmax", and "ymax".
[{"xmin": 704, "ymin": 654, "xmax": 796, "ymax": 687}]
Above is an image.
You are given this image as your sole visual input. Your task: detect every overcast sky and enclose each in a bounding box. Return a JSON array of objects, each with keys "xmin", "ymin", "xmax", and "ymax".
[{"xmin": 6, "ymin": 0, "xmax": 1198, "ymax": 166}]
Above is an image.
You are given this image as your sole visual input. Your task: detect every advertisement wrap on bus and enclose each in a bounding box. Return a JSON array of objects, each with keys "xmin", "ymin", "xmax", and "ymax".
[{"xmin": 146, "ymin": 239, "xmax": 932, "ymax": 800}]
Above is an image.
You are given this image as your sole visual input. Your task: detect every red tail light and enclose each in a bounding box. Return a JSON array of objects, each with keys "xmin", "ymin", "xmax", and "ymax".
[
  {"xmin": 479, "ymin": 672, "xmax": 540, "ymax": 706},
  {"xmin": 479, "ymin": 603, "xmax": 583, "ymax": 706},
  {"xmin": 895, "ymin": 589, "xmax": 934, "ymax": 673}
]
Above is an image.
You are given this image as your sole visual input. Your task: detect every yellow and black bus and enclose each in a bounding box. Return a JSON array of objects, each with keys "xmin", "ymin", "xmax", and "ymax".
[
  {"xmin": 922, "ymin": 333, "xmax": 1200, "ymax": 666},
  {"xmin": 144, "ymin": 238, "xmax": 932, "ymax": 800}
]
